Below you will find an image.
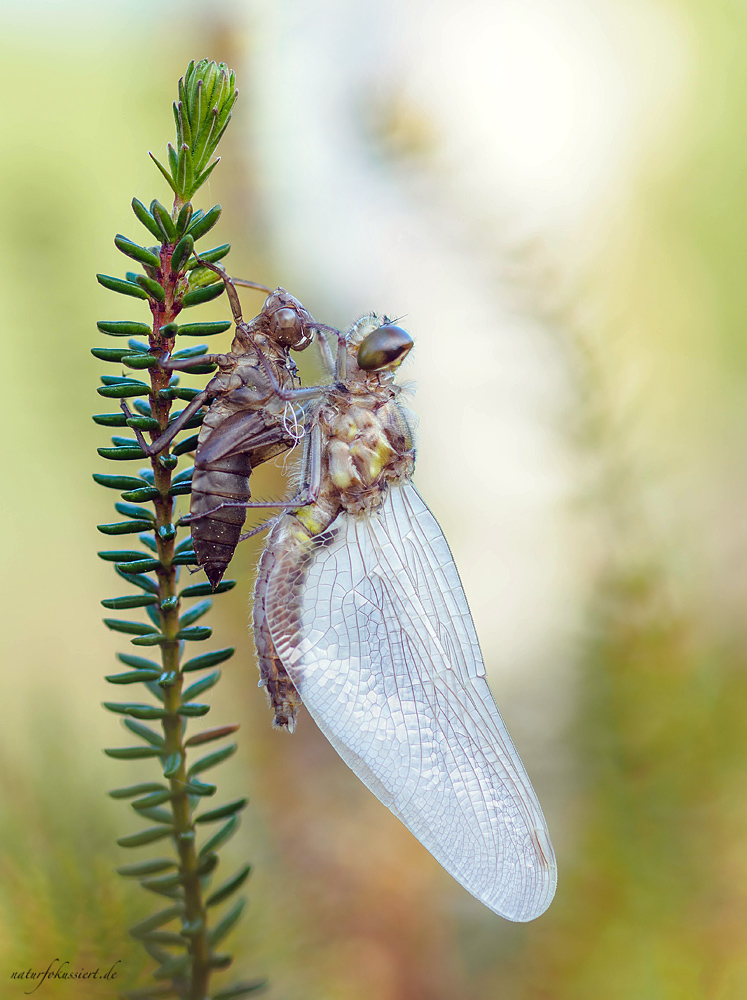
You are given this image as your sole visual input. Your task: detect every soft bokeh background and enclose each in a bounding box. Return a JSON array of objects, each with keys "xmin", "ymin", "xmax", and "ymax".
[{"xmin": 2, "ymin": 0, "xmax": 747, "ymax": 996}]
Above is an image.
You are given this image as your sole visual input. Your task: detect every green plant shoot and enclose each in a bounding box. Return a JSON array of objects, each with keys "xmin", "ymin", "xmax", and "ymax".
[{"xmin": 94, "ymin": 59, "xmax": 264, "ymax": 1000}]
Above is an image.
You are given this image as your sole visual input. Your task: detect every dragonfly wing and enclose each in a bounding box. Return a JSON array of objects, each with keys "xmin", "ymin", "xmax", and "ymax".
[{"xmin": 265, "ymin": 482, "xmax": 557, "ymax": 921}]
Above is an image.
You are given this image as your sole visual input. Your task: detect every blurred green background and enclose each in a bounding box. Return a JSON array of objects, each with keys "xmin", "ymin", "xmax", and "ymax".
[{"xmin": 3, "ymin": 0, "xmax": 747, "ymax": 997}]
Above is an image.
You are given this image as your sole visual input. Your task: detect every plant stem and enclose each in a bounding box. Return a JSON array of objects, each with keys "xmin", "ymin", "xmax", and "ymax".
[{"xmin": 148, "ymin": 238, "xmax": 210, "ymax": 998}]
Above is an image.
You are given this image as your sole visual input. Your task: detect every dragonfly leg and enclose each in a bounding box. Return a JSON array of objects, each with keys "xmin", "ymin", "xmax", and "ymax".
[
  {"xmin": 313, "ymin": 329, "xmax": 336, "ymax": 376},
  {"xmin": 193, "ymin": 257, "xmax": 271, "ymax": 329},
  {"xmin": 157, "ymin": 353, "xmax": 220, "ymax": 373},
  {"xmin": 119, "ymin": 389, "xmax": 211, "ymax": 457},
  {"xmin": 182, "ymin": 423, "xmax": 322, "ymax": 523},
  {"xmin": 256, "ymin": 348, "xmax": 327, "ymax": 403}
]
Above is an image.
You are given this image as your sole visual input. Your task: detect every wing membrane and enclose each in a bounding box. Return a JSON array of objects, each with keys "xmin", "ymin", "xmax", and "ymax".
[{"xmin": 265, "ymin": 482, "xmax": 557, "ymax": 921}]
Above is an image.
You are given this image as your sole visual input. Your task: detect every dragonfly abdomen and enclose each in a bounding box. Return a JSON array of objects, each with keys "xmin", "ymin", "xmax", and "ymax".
[{"xmin": 191, "ymin": 451, "xmax": 253, "ymax": 589}]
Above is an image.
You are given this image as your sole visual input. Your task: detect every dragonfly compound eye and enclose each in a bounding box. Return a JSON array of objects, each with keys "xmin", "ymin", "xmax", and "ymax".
[{"xmin": 357, "ymin": 325, "xmax": 413, "ymax": 371}]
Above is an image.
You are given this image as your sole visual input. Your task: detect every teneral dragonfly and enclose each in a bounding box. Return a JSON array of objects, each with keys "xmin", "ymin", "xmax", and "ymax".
[{"xmin": 244, "ymin": 314, "xmax": 557, "ymax": 922}]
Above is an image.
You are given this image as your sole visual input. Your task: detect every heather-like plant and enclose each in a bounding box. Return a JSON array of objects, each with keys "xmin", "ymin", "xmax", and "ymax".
[{"xmin": 93, "ymin": 59, "xmax": 263, "ymax": 1000}]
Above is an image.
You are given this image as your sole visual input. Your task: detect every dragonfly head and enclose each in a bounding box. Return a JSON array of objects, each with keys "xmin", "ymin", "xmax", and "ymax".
[{"xmin": 356, "ymin": 323, "xmax": 414, "ymax": 373}]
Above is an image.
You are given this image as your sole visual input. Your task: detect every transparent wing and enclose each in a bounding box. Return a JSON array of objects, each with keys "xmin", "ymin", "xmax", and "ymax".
[{"xmin": 265, "ymin": 482, "xmax": 557, "ymax": 921}]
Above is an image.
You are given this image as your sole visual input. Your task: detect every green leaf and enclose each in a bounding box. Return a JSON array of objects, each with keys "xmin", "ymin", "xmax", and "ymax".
[
  {"xmin": 98, "ymin": 549, "xmax": 147, "ymax": 562},
  {"xmin": 185, "ymin": 724, "xmax": 239, "ymax": 747},
  {"xmin": 175, "ymin": 626, "xmax": 211, "ymax": 641},
  {"xmin": 162, "ymin": 753, "xmax": 182, "ymax": 778},
  {"xmin": 188, "ymin": 243, "xmax": 230, "ymax": 267},
  {"xmin": 131, "ymin": 789, "xmax": 172, "ymax": 809},
  {"xmin": 196, "ymin": 798, "xmax": 247, "ymax": 824},
  {"xmin": 152, "ymin": 953, "xmax": 191, "ymax": 980},
  {"xmin": 139, "ymin": 532, "xmax": 159, "ymax": 550},
  {"xmin": 179, "ymin": 599, "xmax": 212, "ymax": 627},
  {"xmin": 131, "ymin": 634, "xmax": 170, "ymax": 647},
  {"xmin": 188, "ymin": 742, "xmax": 236, "ymax": 776},
  {"xmin": 182, "ymin": 778, "xmax": 216, "ymax": 796},
  {"xmin": 121, "ymin": 486, "xmax": 161, "ymax": 502},
  {"xmin": 212, "ymin": 981, "xmax": 267, "ymax": 1000},
  {"xmin": 93, "ymin": 473, "xmax": 144, "ymax": 490},
  {"xmin": 97, "ymin": 385, "xmax": 149, "ymax": 403},
  {"xmin": 123, "ymin": 353, "xmax": 158, "ymax": 370},
  {"xmin": 167, "ymin": 141, "xmax": 179, "ymax": 182},
  {"xmin": 158, "ymin": 670, "xmax": 178, "ymax": 688},
  {"xmin": 208, "ymin": 898, "xmax": 245, "ymax": 948},
  {"xmin": 117, "ymin": 558, "xmax": 160, "ymax": 573},
  {"xmin": 183, "ymin": 670, "xmax": 220, "ymax": 703},
  {"xmin": 91, "ymin": 347, "xmax": 131, "ymax": 362},
  {"xmin": 149, "ymin": 152, "xmax": 178, "ymax": 194},
  {"xmin": 92, "ymin": 412, "xmax": 128, "ymax": 426},
  {"xmin": 172, "ymin": 466, "xmax": 194, "ymax": 484},
  {"xmin": 125, "ymin": 415, "xmax": 160, "ymax": 432},
  {"xmin": 115, "ymin": 235, "xmax": 161, "ymax": 269},
  {"xmin": 104, "ymin": 746, "xmax": 161, "ymax": 760},
  {"xmin": 129, "ymin": 905, "xmax": 183, "ymax": 938},
  {"xmin": 171, "ymin": 344, "xmax": 208, "ymax": 360},
  {"xmin": 97, "ymin": 446, "xmax": 147, "ymax": 460},
  {"xmin": 171, "ymin": 551, "xmax": 197, "ymax": 566},
  {"xmin": 109, "ymin": 782, "xmax": 166, "ymax": 799},
  {"xmin": 114, "ymin": 567, "xmax": 158, "ymax": 594},
  {"xmin": 140, "ymin": 930, "xmax": 186, "ymax": 947},
  {"xmin": 118, "ymin": 652, "xmax": 160, "ymax": 670},
  {"xmin": 195, "ymin": 851, "xmax": 219, "ymax": 877},
  {"xmin": 131, "ymin": 197, "xmax": 164, "ymax": 241},
  {"xmin": 187, "ymin": 204, "xmax": 222, "ymax": 240},
  {"xmin": 101, "ymin": 595, "xmax": 158, "ymax": 610},
  {"xmin": 136, "ymin": 274, "xmax": 166, "ymax": 302},
  {"xmin": 117, "ymin": 858, "xmax": 176, "ymax": 878},
  {"xmin": 181, "ymin": 282, "xmax": 225, "ymax": 308},
  {"xmin": 97, "ymin": 520, "xmax": 153, "ymax": 535},
  {"xmin": 180, "ymin": 580, "xmax": 235, "ymax": 598},
  {"xmin": 96, "ymin": 274, "xmax": 149, "ymax": 299},
  {"xmin": 140, "ymin": 871, "xmax": 183, "ymax": 893},
  {"xmin": 183, "ymin": 648, "xmax": 234, "ymax": 672},
  {"xmin": 97, "ymin": 320, "xmax": 152, "ymax": 337},
  {"xmin": 206, "ymin": 864, "xmax": 251, "ymax": 907},
  {"xmin": 103, "ymin": 702, "xmax": 167, "ymax": 720},
  {"xmin": 130, "ymin": 635, "xmax": 165, "ymax": 648},
  {"xmin": 175, "ymin": 320, "xmax": 231, "ymax": 337},
  {"xmin": 172, "ymin": 433, "xmax": 199, "ymax": 456},
  {"xmin": 191, "ymin": 156, "xmax": 220, "ymax": 196},
  {"xmin": 124, "ymin": 718, "xmax": 165, "ymax": 747},
  {"xmin": 198, "ymin": 815, "xmax": 239, "ymax": 858},
  {"xmin": 179, "ymin": 917, "xmax": 204, "ymax": 938},
  {"xmin": 102, "ymin": 618, "xmax": 156, "ymax": 636},
  {"xmin": 171, "ymin": 233, "xmax": 194, "ymax": 273},
  {"xmin": 115, "ymin": 502, "xmax": 155, "ymax": 522},
  {"xmin": 178, "ymin": 703, "xmax": 210, "ymax": 717},
  {"xmin": 118, "ymin": 826, "xmax": 173, "ymax": 848},
  {"xmin": 150, "ymin": 200, "xmax": 177, "ymax": 242},
  {"xmin": 106, "ymin": 668, "xmax": 161, "ymax": 684},
  {"xmin": 208, "ymin": 954, "xmax": 233, "ymax": 970},
  {"xmin": 135, "ymin": 806, "xmax": 174, "ymax": 825},
  {"xmin": 175, "ymin": 202, "xmax": 193, "ymax": 238}
]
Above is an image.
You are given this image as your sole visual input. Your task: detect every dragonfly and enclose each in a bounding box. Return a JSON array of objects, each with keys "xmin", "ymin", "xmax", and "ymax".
[
  {"xmin": 122, "ymin": 264, "xmax": 337, "ymax": 588},
  {"xmin": 238, "ymin": 313, "xmax": 558, "ymax": 922}
]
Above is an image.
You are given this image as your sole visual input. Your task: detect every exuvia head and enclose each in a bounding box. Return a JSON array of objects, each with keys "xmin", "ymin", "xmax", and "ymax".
[
  {"xmin": 264, "ymin": 288, "xmax": 315, "ymax": 351},
  {"xmin": 356, "ymin": 324, "xmax": 413, "ymax": 372}
]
